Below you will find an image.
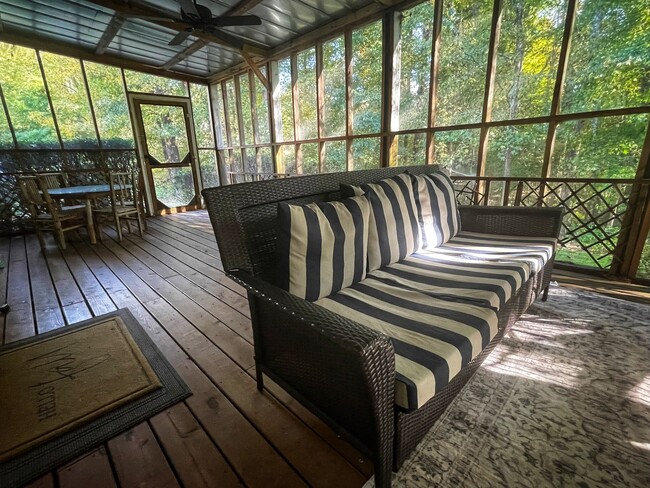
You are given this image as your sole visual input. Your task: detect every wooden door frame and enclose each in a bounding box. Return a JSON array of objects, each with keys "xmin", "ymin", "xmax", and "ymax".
[{"xmin": 128, "ymin": 93, "xmax": 202, "ymax": 215}]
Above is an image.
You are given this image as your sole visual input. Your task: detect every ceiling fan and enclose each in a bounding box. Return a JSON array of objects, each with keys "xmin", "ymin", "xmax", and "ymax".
[{"xmin": 130, "ymin": 0, "xmax": 262, "ymax": 49}]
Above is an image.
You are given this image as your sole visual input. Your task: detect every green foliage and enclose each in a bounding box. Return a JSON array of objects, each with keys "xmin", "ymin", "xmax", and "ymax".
[
  {"xmin": 352, "ymin": 22, "xmax": 383, "ymax": 135},
  {"xmin": 0, "ymin": 43, "xmax": 58, "ymax": 148},
  {"xmin": 296, "ymin": 48, "xmax": 318, "ymax": 140},
  {"xmin": 277, "ymin": 57, "xmax": 294, "ymax": 141},
  {"xmin": 190, "ymin": 83, "xmax": 215, "ymax": 149},
  {"xmin": 322, "ymin": 37, "xmax": 346, "ymax": 138},
  {"xmin": 85, "ymin": 62, "xmax": 134, "ymax": 149},
  {"xmin": 562, "ymin": 0, "xmax": 650, "ymax": 112},
  {"xmin": 399, "ymin": 1, "xmax": 435, "ymax": 130}
]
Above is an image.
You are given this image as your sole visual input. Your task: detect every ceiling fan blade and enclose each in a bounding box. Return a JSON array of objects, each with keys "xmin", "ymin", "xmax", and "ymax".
[
  {"xmin": 126, "ymin": 15, "xmax": 178, "ymax": 22},
  {"xmin": 169, "ymin": 30, "xmax": 192, "ymax": 46},
  {"xmin": 209, "ymin": 15, "xmax": 262, "ymax": 27},
  {"xmin": 178, "ymin": 0, "xmax": 200, "ymax": 18},
  {"xmin": 205, "ymin": 27, "xmax": 244, "ymax": 49}
]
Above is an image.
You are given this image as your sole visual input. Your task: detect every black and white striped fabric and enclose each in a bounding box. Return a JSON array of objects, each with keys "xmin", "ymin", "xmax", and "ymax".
[
  {"xmin": 277, "ymin": 196, "xmax": 370, "ymax": 301},
  {"xmin": 412, "ymin": 171, "xmax": 461, "ymax": 248},
  {"xmin": 315, "ymin": 231, "xmax": 555, "ymax": 410},
  {"xmin": 316, "ymin": 275, "xmax": 498, "ymax": 410},
  {"xmin": 341, "ymin": 173, "xmax": 420, "ymax": 271},
  {"xmin": 423, "ymin": 231, "xmax": 557, "ymax": 275}
]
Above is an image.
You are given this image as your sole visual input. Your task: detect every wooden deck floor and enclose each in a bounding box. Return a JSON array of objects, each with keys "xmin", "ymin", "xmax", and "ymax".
[
  {"xmin": 0, "ymin": 211, "xmax": 373, "ymax": 488},
  {"xmin": 3, "ymin": 211, "xmax": 649, "ymax": 488}
]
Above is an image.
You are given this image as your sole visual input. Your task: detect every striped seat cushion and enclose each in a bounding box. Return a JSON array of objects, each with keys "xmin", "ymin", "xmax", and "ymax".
[
  {"xmin": 277, "ymin": 196, "xmax": 371, "ymax": 301},
  {"xmin": 412, "ymin": 171, "xmax": 461, "ymax": 248},
  {"xmin": 316, "ymin": 275, "xmax": 498, "ymax": 410},
  {"xmin": 341, "ymin": 173, "xmax": 420, "ymax": 271},
  {"xmin": 424, "ymin": 231, "xmax": 557, "ymax": 276},
  {"xmin": 369, "ymin": 253, "xmax": 528, "ymax": 312}
]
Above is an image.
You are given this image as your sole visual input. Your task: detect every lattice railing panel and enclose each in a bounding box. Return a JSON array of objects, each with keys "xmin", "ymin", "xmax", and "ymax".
[
  {"xmin": 0, "ymin": 149, "xmax": 138, "ymax": 235},
  {"xmin": 452, "ymin": 176, "xmax": 645, "ymax": 271}
]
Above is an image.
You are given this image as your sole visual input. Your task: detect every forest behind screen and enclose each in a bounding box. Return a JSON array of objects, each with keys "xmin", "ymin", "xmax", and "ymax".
[{"xmin": 0, "ymin": 0, "xmax": 649, "ymax": 276}]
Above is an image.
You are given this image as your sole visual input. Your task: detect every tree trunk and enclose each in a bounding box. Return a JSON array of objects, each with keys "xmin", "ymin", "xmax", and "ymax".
[{"xmin": 504, "ymin": 2, "xmax": 525, "ymax": 177}]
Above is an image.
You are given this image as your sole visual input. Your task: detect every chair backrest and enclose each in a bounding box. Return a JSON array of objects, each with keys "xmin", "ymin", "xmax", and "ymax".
[
  {"xmin": 203, "ymin": 165, "xmax": 442, "ymax": 282},
  {"xmin": 39, "ymin": 172, "xmax": 68, "ymax": 190},
  {"xmin": 17, "ymin": 176, "xmax": 60, "ymax": 218},
  {"xmin": 108, "ymin": 171, "xmax": 140, "ymax": 208}
]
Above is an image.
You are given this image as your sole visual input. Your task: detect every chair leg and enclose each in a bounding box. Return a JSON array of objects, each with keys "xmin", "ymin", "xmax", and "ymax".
[
  {"xmin": 94, "ymin": 215, "xmax": 103, "ymax": 242},
  {"xmin": 135, "ymin": 212, "xmax": 144, "ymax": 237},
  {"xmin": 541, "ymin": 285, "xmax": 550, "ymax": 302},
  {"xmin": 126, "ymin": 217, "xmax": 132, "ymax": 234},
  {"xmin": 115, "ymin": 214, "xmax": 123, "ymax": 242},
  {"xmin": 54, "ymin": 222, "xmax": 66, "ymax": 250},
  {"xmin": 35, "ymin": 225, "xmax": 46, "ymax": 252}
]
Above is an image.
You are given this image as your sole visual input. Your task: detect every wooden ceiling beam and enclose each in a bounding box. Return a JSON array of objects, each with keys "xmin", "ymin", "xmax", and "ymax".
[
  {"xmin": 95, "ymin": 13, "xmax": 126, "ymax": 55},
  {"xmin": 84, "ymin": 0, "xmax": 269, "ymax": 56},
  {"xmin": 161, "ymin": 39, "xmax": 209, "ymax": 70},
  {"xmin": 0, "ymin": 25, "xmax": 209, "ymax": 84},
  {"xmin": 225, "ymin": 0, "xmax": 265, "ymax": 16}
]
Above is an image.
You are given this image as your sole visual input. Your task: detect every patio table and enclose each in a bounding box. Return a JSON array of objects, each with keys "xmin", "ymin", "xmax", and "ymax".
[{"xmin": 47, "ymin": 184, "xmax": 128, "ymax": 244}]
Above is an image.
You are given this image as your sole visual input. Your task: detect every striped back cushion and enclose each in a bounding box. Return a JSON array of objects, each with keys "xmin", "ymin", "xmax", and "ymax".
[
  {"xmin": 412, "ymin": 171, "xmax": 460, "ymax": 248},
  {"xmin": 277, "ymin": 196, "xmax": 371, "ymax": 301},
  {"xmin": 342, "ymin": 173, "xmax": 421, "ymax": 272}
]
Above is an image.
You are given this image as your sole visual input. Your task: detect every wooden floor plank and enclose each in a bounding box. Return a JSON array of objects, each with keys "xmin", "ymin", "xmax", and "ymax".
[
  {"xmin": 149, "ymin": 217, "xmax": 222, "ymax": 258},
  {"xmin": 149, "ymin": 403, "xmax": 244, "ymax": 488},
  {"xmin": 2, "ymin": 213, "xmax": 371, "ymax": 488},
  {"xmin": 73, "ymin": 240, "xmax": 307, "ymax": 487},
  {"xmin": 0, "ymin": 237, "xmax": 10, "ymax": 342},
  {"xmin": 59, "ymin": 240, "xmax": 247, "ymax": 488},
  {"xmin": 57, "ymin": 447, "xmax": 117, "ymax": 488},
  {"xmin": 92, "ymin": 232, "xmax": 366, "ymax": 488},
  {"xmin": 25, "ymin": 234, "xmax": 65, "ymax": 333},
  {"xmin": 23, "ymin": 474, "xmax": 55, "ymax": 488},
  {"xmin": 45, "ymin": 246, "xmax": 93, "ymax": 325},
  {"xmin": 5, "ymin": 236, "xmax": 34, "ymax": 344},
  {"xmin": 121, "ymin": 230, "xmax": 252, "ymax": 327},
  {"xmin": 107, "ymin": 422, "xmax": 180, "ymax": 488}
]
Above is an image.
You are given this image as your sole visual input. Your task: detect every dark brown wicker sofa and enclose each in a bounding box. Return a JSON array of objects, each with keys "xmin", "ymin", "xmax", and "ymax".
[{"xmin": 203, "ymin": 165, "xmax": 563, "ymax": 488}]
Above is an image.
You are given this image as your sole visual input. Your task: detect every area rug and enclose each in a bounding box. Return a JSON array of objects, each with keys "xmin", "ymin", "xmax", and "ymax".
[
  {"xmin": 0, "ymin": 309, "xmax": 191, "ymax": 488},
  {"xmin": 364, "ymin": 286, "xmax": 650, "ymax": 487}
]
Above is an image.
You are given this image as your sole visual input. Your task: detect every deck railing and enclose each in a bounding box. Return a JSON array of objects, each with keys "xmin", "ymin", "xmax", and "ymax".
[
  {"xmin": 4, "ymin": 168, "xmax": 650, "ymax": 279},
  {"xmin": 452, "ymin": 176, "xmax": 650, "ymax": 276},
  {"xmin": 227, "ymin": 171, "xmax": 293, "ymax": 184}
]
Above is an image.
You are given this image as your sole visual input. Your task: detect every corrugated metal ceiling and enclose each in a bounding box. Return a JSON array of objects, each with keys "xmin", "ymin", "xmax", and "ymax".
[{"xmin": 0, "ymin": 0, "xmax": 378, "ymax": 80}]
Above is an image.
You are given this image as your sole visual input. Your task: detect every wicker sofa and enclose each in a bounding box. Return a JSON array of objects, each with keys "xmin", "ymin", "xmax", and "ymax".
[{"xmin": 203, "ymin": 165, "xmax": 563, "ymax": 488}]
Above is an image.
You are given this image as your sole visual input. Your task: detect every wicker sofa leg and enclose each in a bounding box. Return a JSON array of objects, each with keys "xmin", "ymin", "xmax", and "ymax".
[
  {"xmin": 541, "ymin": 285, "xmax": 550, "ymax": 302},
  {"xmin": 248, "ymin": 294, "xmax": 265, "ymax": 391}
]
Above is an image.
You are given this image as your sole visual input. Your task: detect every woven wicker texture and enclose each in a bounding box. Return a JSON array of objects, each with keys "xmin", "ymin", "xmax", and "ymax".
[{"xmin": 203, "ymin": 167, "xmax": 564, "ymax": 488}]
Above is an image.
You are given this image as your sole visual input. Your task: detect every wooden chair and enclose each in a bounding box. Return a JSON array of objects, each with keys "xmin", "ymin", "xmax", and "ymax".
[
  {"xmin": 17, "ymin": 176, "xmax": 89, "ymax": 251},
  {"xmin": 93, "ymin": 171, "xmax": 144, "ymax": 242},
  {"xmin": 38, "ymin": 172, "xmax": 69, "ymax": 190}
]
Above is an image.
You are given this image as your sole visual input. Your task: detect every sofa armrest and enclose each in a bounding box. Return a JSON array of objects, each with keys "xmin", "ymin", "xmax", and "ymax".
[
  {"xmin": 458, "ymin": 205, "xmax": 564, "ymax": 238},
  {"xmin": 229, "ymin": 270, "xmax": 395, "ymax": 485}
]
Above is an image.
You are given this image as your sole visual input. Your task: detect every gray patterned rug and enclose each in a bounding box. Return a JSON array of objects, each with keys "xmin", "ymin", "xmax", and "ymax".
[{"xmin": 365, "ymin": 286, "xmax": 650, "ymax": 487}]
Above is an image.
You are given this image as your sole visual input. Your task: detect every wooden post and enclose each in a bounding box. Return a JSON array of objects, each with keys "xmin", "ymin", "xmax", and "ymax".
[
  {"xmin": 345, "ymin": 30, "xmax": 353, "ymax": 171},
  {"xmin": 540, "ymin": 0, "xmax": 577, "ymax": 205},
  {"xmin": 269, "ymin": 61, "xmax": 283, "ymax": 173},
  {"xmin": 426, "ymin": 0, "xmax": 443, "ymax": 166},
  {"xmin": 380, "ymin": 11, "xmax": 399, "ymax": 167},
  {"xmin": 0, "ymin": 84, "xmax": 18, "ymax": 148},
  {"xmin": 316, "ymin": 42, "xmax": 325, "ymax": 172},
  {"xmin": 475, "ymin": 0, "xmax": 503, "ymax": 198},
  {"xmin": 290, "ymin": 53, "xmax": 302, "ymax": 173}
]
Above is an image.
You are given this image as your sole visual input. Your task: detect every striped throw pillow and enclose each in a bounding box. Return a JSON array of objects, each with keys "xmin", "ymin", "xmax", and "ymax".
[
  {"xmin": 277, "ymin": 196, "xmax": 371, "ymax": 301},
  {"xmin": 412, "ymin": 171, "xmax": 460, "ymax": 248},
  {"xmin": 341, "ymin": 173, "xmax": 421, "ymax": 272}
]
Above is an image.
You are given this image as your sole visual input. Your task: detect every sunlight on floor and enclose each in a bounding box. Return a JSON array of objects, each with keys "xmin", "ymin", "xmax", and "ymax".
[
  {"xmin": 483, "ymin": 346, "xmax": 580, "ymax": 388},
  {"xmin": 629, "ymin": 375, "xmax": 650, "ymax": 407},
  {"xmin": 629, "ymin": 441, "xmax": 650, "ymax": 452}
]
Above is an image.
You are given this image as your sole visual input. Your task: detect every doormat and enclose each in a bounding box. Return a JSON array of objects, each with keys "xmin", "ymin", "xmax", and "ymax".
[{"xmin": 0, "ymin": 309, "xmax": 191, "ymax": 488}]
